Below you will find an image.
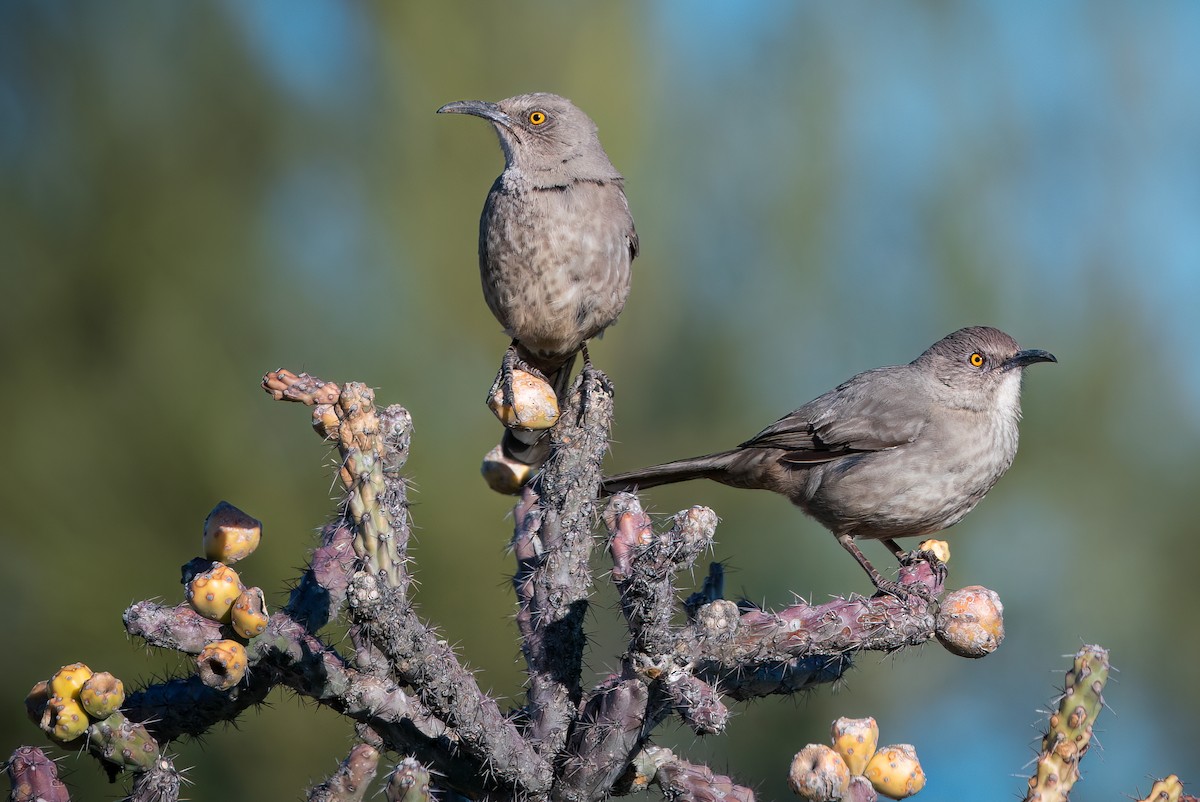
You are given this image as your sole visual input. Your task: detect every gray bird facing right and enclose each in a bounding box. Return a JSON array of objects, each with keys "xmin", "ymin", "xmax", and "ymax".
[{"xmin": 603, "ymin": 326, "xmax": 1056, "ymax": 597}]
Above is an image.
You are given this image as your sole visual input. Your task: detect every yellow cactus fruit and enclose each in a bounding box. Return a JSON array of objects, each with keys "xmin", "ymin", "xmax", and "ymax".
[
  {"xmin": 231, "ymin": 586, "xmax": 270, "ymax": 639},
  {"xmin": 186, "ymin": 562, "xmax": 243, "ymax": 623},
  {"xmin": 864, "ymin": 743, "xmax": 926, "ymax": 799},
  {"xmin": 49, "ymin": 663, "xmax": 93, "ymax": 703},
  {"xmin": 203, "ymin": 501, "xmax": 262, "ymax": 564},
  {"xmin": 480, "ymin": 443, "xmax": 535, "ymax": 495},
  {"xmin": 916, "ymin": 539, "xmax": 950, "ymax": 564},
  {"xmin": 197, "ymin": 639, "xmax": 248, "ymax": 691},
  {"xmin": 831, "ymin": 716, "xmax": 879, "ymax": 776},
  {"xmin": 79, "ymin": 671, "xmax": 125, "ymax": 719},
  {"xmin": 935, "ymin": 585, "xmax": 1005, "ymax": 658},
  {"xmin": 488, "ymin": 370, "xmax": 560, "ymax": 430},
  {"xmin": 25, "ymin": 680, "xmax": 51, "ymax": 725},
  {"xmin": 787, "ymin": 743, "xmax": 850, "ymax": 801},
  {"xmin": 42, "ymin": 696, "xmax": 90, "ymax": 743}
]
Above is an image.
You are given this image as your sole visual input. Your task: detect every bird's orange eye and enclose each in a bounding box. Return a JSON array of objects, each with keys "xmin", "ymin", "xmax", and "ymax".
[
  {"xmin": 969, "ymin": 352, "xmax": 985, "ymax": 367},
  {"xmin": 528, "ymin": 111, "xmax": 547, "ymax": 125}
]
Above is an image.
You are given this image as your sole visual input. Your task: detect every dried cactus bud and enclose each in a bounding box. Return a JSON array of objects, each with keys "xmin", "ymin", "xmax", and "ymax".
[
  {"xmin": 831, "ymin": 717, "xmax": 879, "ymax": 776},
  {"xmin": 916, "ymin": 539, "xmax": 950, "ymax": 563},
  {"xmin": 186, "ymin": 562, "xmax": 244, "ymax": 623},
  {"xmin": 79, "ymin": 672, "xmax": 125, "ymax": 719},
  {"xmin": 230, "ymin": 586, "xmax": 269, "ymax": 639},
  {"xmin": 864, "ymin": 744, "xmax": 925, "ymax": 799},
  {"xmin": 480, "ymin": 443, "xmax": 534, "ymax": 495},
  {"xmin": 788, "ymin": 743, "xmax": 850, "ymax": 800},
  {"xmin": 935, "ymin": 585, "xmax": 1005, "ymax": 658},
  {"xmin": 42, "ymin": 696, "xmax": 89, "ymax": 743},
  {"xmin": 197, "ymin": 639, "xmax": 248, "ymax": 691},
  {"xmin": 48, "ymin": 663, "xmax": 93, "ymax": 702},
  {"xmin": 203, "ymin": 501, "xmax": 262, "ymax": 564},
  {"xmin": 25, "ymin": 680, "xmax": 51, "ymax": 726},
  {"xmin": 488, "ymin": 370, "xmax": 560, "ymax": 430}
]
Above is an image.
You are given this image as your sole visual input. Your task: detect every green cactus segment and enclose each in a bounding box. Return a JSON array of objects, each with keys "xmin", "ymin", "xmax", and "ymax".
[
  {"xmin": 1024, "ymin": 644, "xmax": 1109, "ymax": 802},
  {"xmin": 329, "ymin": 384, "xmax": 409, "ymax": 590},
  {"xmin": 86, "ymin": 711, "xmax": 162, "ymax": 772},
  {"xmin": 384, "ymin": 757, "xmax": 432, "ymax": 802}
]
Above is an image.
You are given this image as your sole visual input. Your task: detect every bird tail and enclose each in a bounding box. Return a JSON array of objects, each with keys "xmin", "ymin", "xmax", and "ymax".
[{"xmin": 602, "ymin": 451, "xmax": 741, "ymax": 497}]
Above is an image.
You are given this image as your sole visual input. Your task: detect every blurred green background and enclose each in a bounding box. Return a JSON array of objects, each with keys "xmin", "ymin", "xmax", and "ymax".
[{"xmin": 2, "ymin": 2, "xmax": 1198, "ymax": 799}]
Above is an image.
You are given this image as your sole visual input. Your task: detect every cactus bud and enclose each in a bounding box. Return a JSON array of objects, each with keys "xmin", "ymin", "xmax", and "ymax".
[
  {"xmin": 788, "ymin": 743, "xmax": 850, "ymax": 800},
  {"xmin": 42, "ymin": 696, "xmax": 89, "ymax": 743},
  {"xmin": 231, "ymin": 586, "xmax": 270, "ymax": 639},
  {"xmin": 488, "ymin": 370, "xmax": 560, "ymax": 430},
  {"xmin": 831, "ymin": 717, "xmax": 879, "ymax": 776},
  {"xmin": 916, "ymin": 539, "xmax": 950, "ymax": 564},
  {"xmin": 186, "ymin": 562, "xmax": 243, "ymax": 623},
  {"xmin": 48, "ymin": 663, "xmax": 93, "ymax": 703},
  {"xmin": 480, "ymin": 443, "xmax": 535, "ymax": 495},
  {"xmin": 864, "ymin": 744, "xmax": 925, "ymax": 799},
  {"xmin": 203, "ymin": 501, "xmax": 262, "ymax": 564},
  {"xmin": 79, "ymin": 671, "xmax": 125, "ymax": 719},
  {"xmin": 197, "ymin": 639, "xmax": 248, "ymax": 691},
  {"xmin": 935, "ymin": 585, "xmax": 1004, "ymax": 658}
]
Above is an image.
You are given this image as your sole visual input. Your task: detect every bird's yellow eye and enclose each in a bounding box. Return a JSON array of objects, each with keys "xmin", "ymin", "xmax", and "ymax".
[
  {"xmin": 528, "ymin": 111, "xmax": 547, "ymax": 125},
  {"xmin": 969, "ymin": 352, "xmax": 985, "ymax": 367}
]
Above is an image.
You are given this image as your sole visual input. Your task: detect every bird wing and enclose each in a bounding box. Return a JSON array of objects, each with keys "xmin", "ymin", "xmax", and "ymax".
[{"xmin": 739, "ymin": 368, "xmax": 927, "ymax": 463}]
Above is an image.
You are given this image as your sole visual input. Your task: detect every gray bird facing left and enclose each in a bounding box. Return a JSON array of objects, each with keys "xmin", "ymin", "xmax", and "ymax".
[
  {"xmin": 603, "ymin": 326, "xmax": 1056, "ymax": 597},
  {"xmin": 437, "ymin": 93, "xmax": 639, "ymax": 412}
]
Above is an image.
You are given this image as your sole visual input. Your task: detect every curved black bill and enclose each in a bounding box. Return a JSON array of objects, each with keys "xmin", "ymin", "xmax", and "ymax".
[
  {"xmin": 1005, "ymin": 349, "xmax": 1057, "ymax": 369},
  {"xmin": 436, "ymin": 99, "xmax": 509, "ymax": 127}
]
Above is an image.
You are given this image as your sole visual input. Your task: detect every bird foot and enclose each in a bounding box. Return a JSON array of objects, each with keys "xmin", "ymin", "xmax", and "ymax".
[
  {"xmin": 574, "ymin": 346, "xmax": 612, "ymax": 424},
  {"xmin": 871, "ymin": 575, "xmax": 936, "ymax": 605}
]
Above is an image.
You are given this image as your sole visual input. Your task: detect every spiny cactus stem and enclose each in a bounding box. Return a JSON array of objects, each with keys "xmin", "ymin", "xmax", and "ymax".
[
  {"xmin": 307, "ymin": 743, "xmax": 380, "ymax": 802},
  {"xmin": 6, "ymin": 746, "xmax": 71, "ymax": 802},
  {"xmin": 628, "ymin": 745, "xmax": 757, "ymax": 802},
  {"xmin": 602, "ymin": 495, "xmax": 715, "ymax": 659},
  {"xmin": 347, "ymin": 574, "xmax": 554, "ymax": 795},
  {"xmin": 511, "ymin": 372, "xmax": 613, "ymax": 759}
]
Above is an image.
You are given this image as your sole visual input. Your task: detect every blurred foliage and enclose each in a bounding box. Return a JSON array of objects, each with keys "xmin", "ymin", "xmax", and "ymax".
[{"xmin": 1, "ymin": 2, "xmax": 1198, "ymax": 800}]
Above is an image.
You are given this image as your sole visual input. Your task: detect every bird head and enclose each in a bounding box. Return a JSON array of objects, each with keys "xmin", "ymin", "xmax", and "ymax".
[
  {"xmin": 916, "ymin": 326, "xmax": 1056, "ymax": 413},
  {"xmin": 438, "ymin": 92, "xmax": 623, "ymax": 186}
]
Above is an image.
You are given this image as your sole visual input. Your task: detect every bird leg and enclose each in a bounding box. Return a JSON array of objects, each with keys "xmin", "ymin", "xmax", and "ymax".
[
  {"xmin": 835, "ymin": 533, "xmax": 929, "ymax": 601},
  {"xmin": 575, "ymin": 343, "xmax": 613, "ymax": 425}
]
